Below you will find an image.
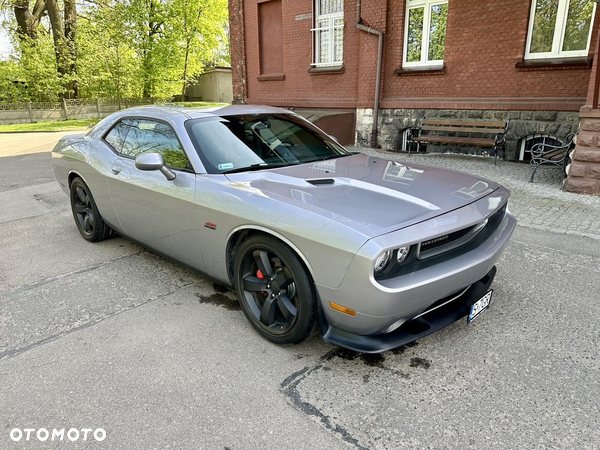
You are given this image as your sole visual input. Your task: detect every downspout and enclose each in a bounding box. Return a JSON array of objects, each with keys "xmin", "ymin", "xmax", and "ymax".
[{"xmin": 355, "ymin": 0, "xmax": 384, "ymax": 148}]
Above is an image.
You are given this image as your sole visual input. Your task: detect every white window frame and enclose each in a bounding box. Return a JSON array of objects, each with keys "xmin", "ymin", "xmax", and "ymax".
[
  {"xmin": 311, "ymin": 0, "xmax": 344, "ymax": 67},
  {"xmin": 403, "ymin": 0, "xmax": 448, "ymax": 68},
  {"xmin": 525, "ymin": 0, "xmax": 597, "ymax": 60}
]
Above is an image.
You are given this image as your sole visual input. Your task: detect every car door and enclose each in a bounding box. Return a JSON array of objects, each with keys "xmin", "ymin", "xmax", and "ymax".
[{"xmin": 104, "ymin": 117, "xmax": 203, "ymax": 270}]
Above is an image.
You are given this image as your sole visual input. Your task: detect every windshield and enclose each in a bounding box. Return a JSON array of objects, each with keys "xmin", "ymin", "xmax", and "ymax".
[{"xmin": 185, "ymin": 113, "xmax": 350, "ymax": 174}]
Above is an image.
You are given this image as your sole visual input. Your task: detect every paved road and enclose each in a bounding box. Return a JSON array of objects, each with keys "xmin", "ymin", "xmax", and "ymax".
[{"xmin": 1, "ymin": 133, "xmax": 599, "ymax": 449}]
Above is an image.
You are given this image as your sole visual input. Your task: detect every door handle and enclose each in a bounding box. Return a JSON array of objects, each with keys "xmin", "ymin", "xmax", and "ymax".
[{"xmin": 111, "ymin": 166, "xmax": 122, "ymax": 175}]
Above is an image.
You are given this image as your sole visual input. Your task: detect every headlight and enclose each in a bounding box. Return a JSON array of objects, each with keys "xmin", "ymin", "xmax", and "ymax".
[
  {"xmin": 374, "ymin": 251, "xmax": 392, "ymax": 273},
  {"xmin": 396, "ymin": 246, "xmax": 410, "ymax": 264}
]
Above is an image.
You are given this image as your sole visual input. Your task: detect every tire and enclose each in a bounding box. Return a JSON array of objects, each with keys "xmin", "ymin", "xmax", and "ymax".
[
  {"xmin": 70, "ymin": 177, "xmax": 112, "ymax": 242},
  {"xmin": 234, "ymin": 235, "xmax": 317, "ymax": 345}
]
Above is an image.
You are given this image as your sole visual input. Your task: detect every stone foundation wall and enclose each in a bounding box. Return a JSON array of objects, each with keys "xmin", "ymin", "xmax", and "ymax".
[
  {"xmin": 356, "ymin": 108, "xmax": 580, "ymax": 160},
  {"xmin": 565, "ymin": 108, "xmax": 600, "ymax": 195}
]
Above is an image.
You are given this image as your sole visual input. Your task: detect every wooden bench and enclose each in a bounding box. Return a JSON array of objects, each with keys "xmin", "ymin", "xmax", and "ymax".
[
  {"xmin": 408, "ymin": 118, "xmax": 511, "ymax": 164},
  {"xmin": 529, "ymin": 132, "xmax": 577, "ymax": 183}
]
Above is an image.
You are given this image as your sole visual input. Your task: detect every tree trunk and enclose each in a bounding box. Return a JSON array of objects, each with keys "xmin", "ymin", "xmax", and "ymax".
[
  {"xmin": 46, "ymin": 0, "xmax": 78, "ymax": 98},
  {"xmin": 64, "ymin": 0, "xmax": 78, "ymax": 97},
  {"xmin": 13, "ymin": 0, "xmax": 46, "ymax": 40},
  {"xmin": 181, "ymin": 38, "xmax": 191, "ymax": 102}
]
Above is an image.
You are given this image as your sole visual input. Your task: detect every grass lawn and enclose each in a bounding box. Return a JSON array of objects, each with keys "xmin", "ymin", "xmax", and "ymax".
[
  {"xmin": 0, "ymin": 102, "xmax": 228, "ymax": 133},
  {"xmin": 0, "ymin": 119, "xmax": 100, "ymax": 133}
]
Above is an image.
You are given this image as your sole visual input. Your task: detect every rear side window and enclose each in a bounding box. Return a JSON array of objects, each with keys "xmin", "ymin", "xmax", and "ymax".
[
  {"xmin": 104, "ymin": 121, "xmax": 130, "ymax": 153},
  {"xmin": 105, "ymin": 119, "xmax": 190, "ymax": 170}
]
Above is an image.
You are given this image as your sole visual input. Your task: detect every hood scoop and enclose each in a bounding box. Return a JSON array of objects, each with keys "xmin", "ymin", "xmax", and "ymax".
[{"xmin": 307, "ymin": 178, "xmax": 335, "ymax": 185}]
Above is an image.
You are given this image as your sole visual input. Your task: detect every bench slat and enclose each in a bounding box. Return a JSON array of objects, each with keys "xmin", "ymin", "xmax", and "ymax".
[
  {"xmin": 413, "ymin": 135, "xmax": 496, "ymax": 147},
  {"xmin": 537, "ymin": 149, "xmax": 567, "ymax": 160},
  {"xmin": 422, "ymin": 119, "xmax": 507, "ymax": 128},
  {"xmin": 421, "ymin": 125, "xmax": 505, "ymax": 134}
]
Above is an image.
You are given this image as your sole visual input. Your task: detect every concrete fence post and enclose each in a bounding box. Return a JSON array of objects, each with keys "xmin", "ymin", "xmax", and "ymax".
[
  {"xmin": 27, "ymin": 103, "xmax": 33, "ymax": 123},
  {"xmin": 62, "ymin": 99, "xmax": 69, "ymax": 120},
  {"xmin": 96, "ymin": 99, "xmax": 101, "ymax": 118}
]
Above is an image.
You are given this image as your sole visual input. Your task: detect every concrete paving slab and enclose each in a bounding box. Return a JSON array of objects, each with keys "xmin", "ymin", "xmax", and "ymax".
[
  {"xmin": 0, "ymin": 284, "xmax": 343, "ymax": 450},
  {"xmin": 0, "ymin": 131, "xmax": 78, "ymax": 157},
  {"xmin": 0, "ymin": 182, "xmax": 62, "ymax": 223}
]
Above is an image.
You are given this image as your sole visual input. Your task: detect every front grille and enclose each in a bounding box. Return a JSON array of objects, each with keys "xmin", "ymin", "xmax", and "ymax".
[
  {"xmin": 417, "ymin": 201, "xmax": 507, "ymax": 260},
  {"xmin": 419, "ymin": 226, "xmax": 476, "ymax": 253}
]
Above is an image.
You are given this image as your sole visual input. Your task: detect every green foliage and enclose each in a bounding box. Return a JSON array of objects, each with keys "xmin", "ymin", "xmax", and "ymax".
[
  {"xmin": 161, "ymin": 148, "xmax": 189, "ymax": 168},
  {"xmin": 406, "ymin": 8, "xmax": 423, "ymax": 63},
  {"xmin": 530, "ymin": 0, "xmax": 560, "ymax": 54},
  {"xmin": 0, "ymin": 34, "xmax": 66, "ymax": 101},
  {"xmin": 562, "ymin": 0, "xmax": 594, "ymax": 52},
  {"xmin": 428, "ymin": 4, "xmax": 447, "ymax": 61},
  {"xmin": 0, "ymin": 0, "xmax": 229, "ymax": 101}
]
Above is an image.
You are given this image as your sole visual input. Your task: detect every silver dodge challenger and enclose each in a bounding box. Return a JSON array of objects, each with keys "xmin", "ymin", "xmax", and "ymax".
[{"xmin": 52, "ymin": 105, "xmax": 516, "ymax": 353}]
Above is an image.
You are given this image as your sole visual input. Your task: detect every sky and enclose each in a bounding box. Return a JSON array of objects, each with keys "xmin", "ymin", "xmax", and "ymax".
[{"xmin": 0, "ymin": 27, "xmax": 13, "ymax": 59}]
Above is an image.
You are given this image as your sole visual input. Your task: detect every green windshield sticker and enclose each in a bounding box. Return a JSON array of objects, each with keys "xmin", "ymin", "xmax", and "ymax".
[{"xmin": 218, "ymin": 163, "xmax": 234, "ymax": 170}]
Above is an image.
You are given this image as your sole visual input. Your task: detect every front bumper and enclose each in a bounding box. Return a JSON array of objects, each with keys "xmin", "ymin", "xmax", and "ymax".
[
  {"xmin": 319, "ymin": 266, "xmax": 496, "ymax": 353},
  {"xmin": 315, "ymin": 195, "xmax": 516, "ymax": 352}
]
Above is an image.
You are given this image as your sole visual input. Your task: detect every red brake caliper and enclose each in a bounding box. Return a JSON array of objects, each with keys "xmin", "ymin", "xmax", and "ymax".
[{"xmin": 257, "ymin": 270, "xmax": 268, "ymax": 296}]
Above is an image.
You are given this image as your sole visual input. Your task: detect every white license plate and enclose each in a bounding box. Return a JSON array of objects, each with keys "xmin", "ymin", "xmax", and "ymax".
[{"xmin": 468, "ymin": 290, "xmax": 493, "ymax": 323}]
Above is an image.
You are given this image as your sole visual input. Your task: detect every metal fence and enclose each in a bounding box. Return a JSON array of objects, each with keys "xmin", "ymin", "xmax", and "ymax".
[{"xmin": 0, "ymin": 98, "xmax": 168, "ymax": 125}]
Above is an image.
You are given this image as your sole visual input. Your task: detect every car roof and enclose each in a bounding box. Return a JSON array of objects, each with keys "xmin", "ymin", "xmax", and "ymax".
[{"xmin": 119, "ymin": 104, "xmax": 294, "ymax": 120}]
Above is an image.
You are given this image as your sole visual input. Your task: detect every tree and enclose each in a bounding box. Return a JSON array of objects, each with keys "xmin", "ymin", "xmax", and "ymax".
[
  {"xmin": 7, "ymin": 0, "xmax": 79, "ymax": 97},
  {"xmin": 1, "ymin": 0, "xmax": 230, "ymax": 101},
  {"xmin": 169, "ymin": 0, "xmax": 228, "ymax": 100}
]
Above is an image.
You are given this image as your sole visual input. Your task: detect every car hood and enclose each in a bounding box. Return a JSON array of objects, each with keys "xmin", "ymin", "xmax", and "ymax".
[{"xmin": 225, "ymin": 153, "xmax": 499, "ymax": 237}]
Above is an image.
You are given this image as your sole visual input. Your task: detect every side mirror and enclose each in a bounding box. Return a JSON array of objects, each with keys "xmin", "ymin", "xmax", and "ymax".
[{"xmin": 135, "ymin": 153, "xmax": 176, "ymax": 180}]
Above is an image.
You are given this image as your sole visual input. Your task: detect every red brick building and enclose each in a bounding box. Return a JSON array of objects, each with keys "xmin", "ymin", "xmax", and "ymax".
[{"xmin": 229, "ymin": 0, "xmax": 600, "ymax": 194}]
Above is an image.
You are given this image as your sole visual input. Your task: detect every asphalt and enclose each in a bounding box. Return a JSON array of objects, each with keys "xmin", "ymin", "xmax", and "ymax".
[{"xmin": 1, "ymin": 132, "xmax": 598, "ymax": 449}]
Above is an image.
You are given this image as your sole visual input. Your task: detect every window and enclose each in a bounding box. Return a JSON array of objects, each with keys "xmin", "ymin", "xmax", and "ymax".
[
  {"xmin": 518, "ymin": 134, "xmax": 564, "ymax": 161},
  {"xmin": 185, "ymin": 114, "xmax": 349, "ymax": 174},
  {"xmin": 526, "ymin": 0, "xmax": 597, "ymax": 59},
  {"xmin": 403, "ymin": 0, "xmax": 448, "ymax": 68},
  {"xmin": 312, "ymin": 0, "xmax": 344, "ymax": 67},
  {"xmin": 105, "ymin": 119, "xmax": 190, "ymax": 170},
  {"xmin": 104, "ymin": 121, "xmax": 129, "ymax": 153}
]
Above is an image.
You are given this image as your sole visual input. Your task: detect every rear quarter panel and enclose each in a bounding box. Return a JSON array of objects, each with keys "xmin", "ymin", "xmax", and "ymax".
[{"xmin": 52, "ymin": 136, "xmax": 120, "ymax": 228}]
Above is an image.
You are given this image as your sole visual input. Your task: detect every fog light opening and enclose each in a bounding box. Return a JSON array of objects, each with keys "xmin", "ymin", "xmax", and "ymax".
[
  {"xmin": 329, "ymin": 302, "xmax": 356, "ymax": 316},
  {"xmin": 385, "ymin": 319, "xmax": 404, "ymax": 333}
]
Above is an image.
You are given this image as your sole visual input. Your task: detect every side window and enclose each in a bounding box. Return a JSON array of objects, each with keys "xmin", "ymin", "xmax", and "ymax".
[
  {"xmin": 120, "ymin": 119, "xmax": 190, "ymax": 170},
  {"xmin": 104, "ymin": 121, "xmax": 130, "ymax": 153}
]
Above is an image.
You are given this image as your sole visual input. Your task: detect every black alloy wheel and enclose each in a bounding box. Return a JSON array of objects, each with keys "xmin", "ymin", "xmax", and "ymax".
[
  {"xmin": 234, "ymin": 235, "xmax": 317, "ymax": 345},
  {"xmin": 70, "ymin": 177, "xmax": 112, "ymax": 242}
]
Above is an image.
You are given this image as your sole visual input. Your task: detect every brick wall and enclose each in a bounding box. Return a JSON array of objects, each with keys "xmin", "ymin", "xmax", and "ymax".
[{"xmin": 232, "ymin": 0, "xmax": 599, "ymax": 112}]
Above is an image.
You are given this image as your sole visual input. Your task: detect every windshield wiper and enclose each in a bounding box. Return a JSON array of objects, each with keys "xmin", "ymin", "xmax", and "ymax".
[{"xmin": 221, "ymin": 163, "xmax": 298, "ymax": 174}]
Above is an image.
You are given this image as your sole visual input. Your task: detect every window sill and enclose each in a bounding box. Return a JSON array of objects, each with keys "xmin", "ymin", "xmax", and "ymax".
[
  {"xmin": 394, "ymin": 65, "xmax": 445, "ymax": 76},
  {"xmin": 257, "ymin": 73, "xmax": 285, "ymax": 81},
  {"xmin": 308, "ymin": 65, "xmax": 344, "ymax": 74},
  {"xmin": 515, "ymin": 57, "xmax": 592, "ymax": 70}
]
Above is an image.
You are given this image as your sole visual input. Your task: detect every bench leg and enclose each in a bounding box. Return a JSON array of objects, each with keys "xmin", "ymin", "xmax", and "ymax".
[
  {"xmin": 530, "ymin": 163, "xmax": 539, "ymax": 183},
  {"xmin": 493, "ymin": 145, "xmax": 498, "ymax": 165}
]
